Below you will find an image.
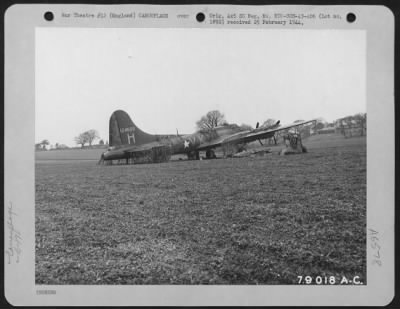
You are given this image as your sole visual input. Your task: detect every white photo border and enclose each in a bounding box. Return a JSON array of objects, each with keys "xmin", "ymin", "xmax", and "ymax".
[{"xmin": 4, "ymin": 4, "xmax": 394, "ymax": 306}]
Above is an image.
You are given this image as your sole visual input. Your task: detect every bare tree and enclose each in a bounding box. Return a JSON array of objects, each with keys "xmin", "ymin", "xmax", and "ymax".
[
  {"xmin": 75, "ymin": 130, "xmax": 99, "ymax": 148},
  {"xmin": 85, "ymin": 129, "xmax": 99, "ymax": 147},
  {"xmin": 75, "ymin": 133, "xmax": 89, "ymax": 148},
  {"xmin": 196, "ymin": 110, "xmax": 227, "ymax": 131},
  {"xmin": 353, "ymin": 113, "xmax": 367, "ymax": 136}
]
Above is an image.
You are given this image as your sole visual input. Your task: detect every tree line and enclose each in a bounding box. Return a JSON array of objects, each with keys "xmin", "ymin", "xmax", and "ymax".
[
  {"xmin": 336, "ymin": 113, "xmax": 366, "ymax": 137},
  {"xmin": 36, "ymin": 130, "xmax": 107, "ymax": 151}
]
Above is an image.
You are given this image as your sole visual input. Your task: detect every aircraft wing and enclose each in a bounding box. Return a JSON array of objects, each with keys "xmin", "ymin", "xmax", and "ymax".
[
  {"xmin": 196, "ymin": 136, "xmax": 231, "ymax": 151},
  {"xmin": 196, "ymin": 119, "xmax": 316, "ymax": 151},
  {"xmin": 243, "ymin": 119, "xmax": 317, "ymax": 141}
]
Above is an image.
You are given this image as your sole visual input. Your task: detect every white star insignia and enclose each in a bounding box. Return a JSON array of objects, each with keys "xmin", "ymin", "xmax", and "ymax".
[{"xmin": 184, "ymin": 140, "xmax": 190, "ymax": 149}]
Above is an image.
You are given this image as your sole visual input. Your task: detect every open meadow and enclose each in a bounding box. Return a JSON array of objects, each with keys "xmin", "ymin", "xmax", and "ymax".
[{"xmin": 36, "ymin": 134, "xmax": 366, "ymax": 284}]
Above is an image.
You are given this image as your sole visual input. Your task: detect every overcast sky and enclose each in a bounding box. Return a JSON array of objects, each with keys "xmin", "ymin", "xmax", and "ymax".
[{"xmin": 36, "ymin": 28, "xmax": 365, "ymax": 146}]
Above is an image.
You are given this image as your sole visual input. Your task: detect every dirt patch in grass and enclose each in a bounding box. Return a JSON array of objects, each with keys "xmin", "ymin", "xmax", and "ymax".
[{"xmin": 36, "ymin": 136, "xmax": 366, "ymax": 284}]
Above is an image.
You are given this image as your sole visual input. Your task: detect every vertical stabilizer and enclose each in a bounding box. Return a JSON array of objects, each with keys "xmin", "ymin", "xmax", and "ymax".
[{"xmin": 109, "ymin": 110, "xmax": 158, "ymax": 146}]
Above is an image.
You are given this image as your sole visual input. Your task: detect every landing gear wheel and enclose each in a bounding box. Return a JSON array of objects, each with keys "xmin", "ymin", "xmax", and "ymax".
[
  {"xmin": 206, "ymin": 149, "xmax": 216, "ymax": 159},
  {"xmin": 187, "ymin": 151, "xmax": 200, "ymax": 160}
]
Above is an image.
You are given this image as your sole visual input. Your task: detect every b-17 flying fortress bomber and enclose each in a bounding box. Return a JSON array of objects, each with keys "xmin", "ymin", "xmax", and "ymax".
[{"xmin": 99, "ymin": 110, "xmax": 316, "ymax": 165}]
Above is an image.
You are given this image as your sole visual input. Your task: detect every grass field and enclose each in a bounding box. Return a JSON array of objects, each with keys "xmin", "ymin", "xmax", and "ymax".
[
  {"xmin": 36, "ymin": 148, "xmax": 106, "ymax": 162},
  {"xmin": 36, "ymin": 134, "xmax": 366, "ymax": 284}
]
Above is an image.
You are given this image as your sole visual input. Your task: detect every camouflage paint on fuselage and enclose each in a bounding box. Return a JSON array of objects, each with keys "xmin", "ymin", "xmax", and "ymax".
[
  {"xmin": 170, "ymin": 124, "xmax": 245, "ymax": 154},
  {"xmin": 102, "ymin": 122, "xmax": 246, "ymax": 161}
]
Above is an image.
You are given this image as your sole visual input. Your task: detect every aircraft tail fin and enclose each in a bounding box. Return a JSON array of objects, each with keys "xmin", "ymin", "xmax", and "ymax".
[{"xmin": 109, "ymin": 110, "xmax": 158, "ymax": 147}]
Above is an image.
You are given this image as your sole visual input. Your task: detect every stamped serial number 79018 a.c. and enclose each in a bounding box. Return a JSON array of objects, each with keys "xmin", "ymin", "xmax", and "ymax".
[{"xmin": 297, "ymin": 275, "xmax": 363, "ymax": 285}]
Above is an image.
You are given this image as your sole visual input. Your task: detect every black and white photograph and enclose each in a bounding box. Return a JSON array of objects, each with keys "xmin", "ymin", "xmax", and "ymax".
[
  {"xmin": 35, "ymin": 26, "xmax": 367, "ymax": 285},
  {"xmin": 4, "ymin": 3, "xmax": 394, "ymax": 306}
]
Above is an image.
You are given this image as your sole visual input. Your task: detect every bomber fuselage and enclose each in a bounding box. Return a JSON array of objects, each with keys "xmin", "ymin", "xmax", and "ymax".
[{"xmin": 102, "ymin": 124, "xmax": 247, "ymax": 161}]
